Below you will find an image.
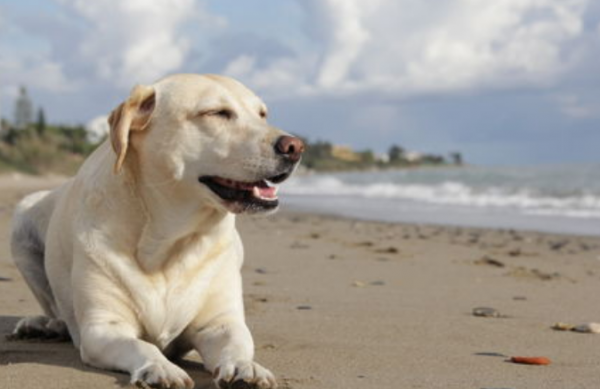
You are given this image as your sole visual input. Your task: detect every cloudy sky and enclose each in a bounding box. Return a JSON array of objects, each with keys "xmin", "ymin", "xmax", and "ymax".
[{"xmin": 1, "ymin": 0, "xmax": 599, "ymax": 165}]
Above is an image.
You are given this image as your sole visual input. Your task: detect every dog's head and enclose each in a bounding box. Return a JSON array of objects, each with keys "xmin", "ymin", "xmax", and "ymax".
[{"xmin": 107, "ymin": 74, "xmax": 304, "ymax": 214}]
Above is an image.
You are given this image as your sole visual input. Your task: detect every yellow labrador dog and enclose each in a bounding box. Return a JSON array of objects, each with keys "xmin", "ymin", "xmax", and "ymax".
[{"xmin": 10, "ymin": 74, "xmax": 304, "ymax": 389}]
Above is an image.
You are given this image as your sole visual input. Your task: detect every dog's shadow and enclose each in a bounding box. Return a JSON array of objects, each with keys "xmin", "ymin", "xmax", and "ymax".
[{"xmin": 0, "ymin": 316, "xmax": 214, "ymax": 388}]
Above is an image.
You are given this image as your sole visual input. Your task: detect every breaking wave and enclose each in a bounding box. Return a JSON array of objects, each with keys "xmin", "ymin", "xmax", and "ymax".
[{"xmin": 282, "ymin": 175, "xmax": 600, "ymax": 219}]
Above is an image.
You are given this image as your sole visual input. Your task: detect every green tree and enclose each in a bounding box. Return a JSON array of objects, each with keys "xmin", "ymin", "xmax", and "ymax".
[
  {"xmin": 358, "ymin": 150, "xmax": 375, "ymax": 164},
  {"xmin": 388, "ymin": 144, "xmax": 405, "ymax": 163},
  {"xmin": 36, "ymin": 108, "xmax": 46, "ymax": 136},
  {"xmin": 450, "ymin": 152, "xmax": 463, "ymax": 166}
]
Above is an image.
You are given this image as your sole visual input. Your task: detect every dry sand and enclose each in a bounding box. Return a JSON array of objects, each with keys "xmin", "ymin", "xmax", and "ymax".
[{"xmin": 1, "ymin": 175, "xmax": 600, "ymax": 388}]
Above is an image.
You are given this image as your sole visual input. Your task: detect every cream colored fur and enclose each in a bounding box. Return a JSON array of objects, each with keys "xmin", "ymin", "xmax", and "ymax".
[{"xmin": 10, "ymin": 74, "xmax": 297, "ymax": 389}]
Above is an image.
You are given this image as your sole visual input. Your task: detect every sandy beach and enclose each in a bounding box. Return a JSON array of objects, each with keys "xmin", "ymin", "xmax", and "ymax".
[{"xmin": 1, "ymin": 175, "xmax": 600, "ymax": 389}]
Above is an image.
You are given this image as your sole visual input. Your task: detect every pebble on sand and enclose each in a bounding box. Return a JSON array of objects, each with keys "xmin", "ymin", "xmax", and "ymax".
[
  {"xmin": 472, "ymin": 307, "xmax": 502, "ymax": 318},
  {"xmin": 475, "ymin": 256, "xmax": 505, "ymax": 268},
  {"xmin": 375, "ymin": 246, "xmax": 399, "ymax": 254},
  {"xmin": 572, "ymin": 323, "xmax": 600, "ymax": 334}
]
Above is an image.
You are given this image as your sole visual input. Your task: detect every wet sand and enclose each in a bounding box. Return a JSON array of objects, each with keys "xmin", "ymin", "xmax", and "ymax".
[{"xmin": 1, "ymin": 175, "xmax": 600, "ymax": 388}]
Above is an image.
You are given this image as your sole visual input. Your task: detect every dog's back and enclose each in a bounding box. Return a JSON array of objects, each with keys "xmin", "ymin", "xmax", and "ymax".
[{"xmin": 11, "ymin": 186, "xmax": 63, "ymax": 319}]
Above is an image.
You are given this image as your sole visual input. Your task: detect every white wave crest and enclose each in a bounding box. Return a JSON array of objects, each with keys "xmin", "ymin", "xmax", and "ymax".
[{"xmin": 282, "ymin": 176, "xmax": 600, "ymax": 219}]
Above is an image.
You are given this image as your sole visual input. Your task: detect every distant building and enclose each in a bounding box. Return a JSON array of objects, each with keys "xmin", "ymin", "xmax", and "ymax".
[
  {"xmin": 376, "ymin": 153, "xmax": 390, "ymax": 163},
  {"xmin": 14, "ymin": 86, "xmax": 33, "ymax": 129},
  {"xmin": 404, "ymin": 151, "xmax": 423, "ymax": 163},
  {"xmin": 331, "ymin": 145, "xmax": 361, "ymax": 162}
]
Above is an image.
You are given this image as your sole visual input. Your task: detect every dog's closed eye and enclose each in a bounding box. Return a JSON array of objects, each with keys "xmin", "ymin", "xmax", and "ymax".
[{"xmin": 200, "ymin": 109, "xmax": 235, "ymax": 120}]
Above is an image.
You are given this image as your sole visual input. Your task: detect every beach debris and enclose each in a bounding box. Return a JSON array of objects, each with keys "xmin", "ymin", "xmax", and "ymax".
[
  {"xmin": 370, "ymin": 280, "xmax": 386, "ymax": 286},
  {"xmin": 552, "ymin": 322, "xmax": 600, "ymax": 333},
  {"xmin": 0, "ymin": 276, "xmax": 12, "ymax": 282},
  {"xmin": 549, "ymin": 240, "xmax": 569, "ymax": 251},
  {"xmin": 375, "ymin": 246, "xmax": 399, "ymax": 254},
  {"xmin": 573, "ymin": 323, "xmax": 600, "ymax": 334},
  {"xmin": 309, "ymin": 232, "xmax": 321, "ymax": 239},
  {"xmin": 255, "ymin": 268, "xmax": 268, "ymax": 274},
  {"xmin": 472, "ymin": 307, "xmax": 502, "ymax": 318},
  {"xmin": 509, "ymin": 356, "xmax": 551, "ymax": 366},
  {"xmin": 356, "ymin": 241, "xmax": 375, "ymax": 247},
  {"xmin": 552, "ymin": 322, "xmax": 575, "ymax": 331},
  {"xmin": 296, "ymin": 305, "xmax": 312, "ymax": 310},
  {"xmin": 352, "ymin": 280, "xmax": 367, "ymax": 288},
  {"xmin": 475, "ymin": 256, "xmax": 505, "ymax": 268},
  {"xmin": 508, "ymin": 248, "xmax": 522, "ymax": 257},
  {"xmin": 475, "ymin": 352, "xmax": 507, "ymax": 357},
  {"xmin": 512, "ymin": 296, "xmax": 527, "ymax": 301},
  {"xmin": 507, "ymin": 267, "xmax": 562, "ymax": 281}
]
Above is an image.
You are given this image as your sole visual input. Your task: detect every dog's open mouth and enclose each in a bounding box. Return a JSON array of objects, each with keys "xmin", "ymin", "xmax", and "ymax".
[{"xmin": 199, "ymin": 172, "xmax": 291, "ymax": 213}]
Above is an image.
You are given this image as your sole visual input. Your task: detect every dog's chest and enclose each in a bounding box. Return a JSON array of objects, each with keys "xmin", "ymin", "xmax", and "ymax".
[{"xmin": 133, "ymin": 253, "xmax": 224, "ymax": 349}]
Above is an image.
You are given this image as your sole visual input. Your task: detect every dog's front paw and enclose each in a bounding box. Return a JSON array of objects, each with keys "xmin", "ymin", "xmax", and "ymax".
[
  {"xmin": 132, "ymin": 360, "xmax": 194, "ymax": 389},
  {"xmin": 213, "ymin": 360, "xmax": 276, "ymax": 389}
]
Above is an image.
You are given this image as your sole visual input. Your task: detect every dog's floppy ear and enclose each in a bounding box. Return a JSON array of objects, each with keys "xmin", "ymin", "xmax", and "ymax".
[{"xmin": 108, "ymin": 85, "xmax": 156, "ymax": 173}]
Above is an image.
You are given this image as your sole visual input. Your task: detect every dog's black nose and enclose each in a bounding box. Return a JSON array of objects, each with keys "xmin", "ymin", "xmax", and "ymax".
[{"xmin": 274, "ymin": 136, "xmax": 305, "ymax": 162}]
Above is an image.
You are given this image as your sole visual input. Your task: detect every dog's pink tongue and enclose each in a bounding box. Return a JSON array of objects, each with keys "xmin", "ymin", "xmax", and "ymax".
[{"xmin": 253, "ymin": 185, "xmax": 278, "ymax": 199}]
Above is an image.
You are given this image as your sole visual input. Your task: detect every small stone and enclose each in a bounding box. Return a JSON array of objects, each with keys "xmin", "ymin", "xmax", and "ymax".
[
  {"xmin": 475, "ymin": 256, "xmax": 505, "ymax": 268},
  {"xmin": 356, "ymin": 241, "xmax": 375, "ymax": 247},
  {"xmin": 0, "ymin": 276, "xmax": 12, "ymax": 282},
  {"xmin": 255, "ymin": 268, "xmax": 268, "ymax": 274},
  {"xmin": 473, "ymin": 307, "xmax": 502, "ymax": 318},
  {"xmin": 376, "ymin": 246, "xmax": 399, "ymax": 254},
  {"xmin": 370, "ymin": 280, "xmax": 386, "ymax": 286},
  {"xmin": 508, "ymin": 248, "xmax": 522, "ymax": 257},
  {"xmin": 513, "ymin": 296, "xmax": 527, "ymax": 301},
  {"xmin": 296, "ymin": 305, "xmax": 312, "ymax": 310},
  {"xmin": 549, "ymin": 240, "xmax": 568, "ymax": 251},
  {"xmin": 572, "ymin": 322, "xmax": 600, "ymax": 334}
]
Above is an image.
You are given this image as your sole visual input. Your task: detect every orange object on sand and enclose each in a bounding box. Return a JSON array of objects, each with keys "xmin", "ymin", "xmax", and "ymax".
[{"xmin": 510, "ymin": 356, "xmax": 551, "ymax": 365}]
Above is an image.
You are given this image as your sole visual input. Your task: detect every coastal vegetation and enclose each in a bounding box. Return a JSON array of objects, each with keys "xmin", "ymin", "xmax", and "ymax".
[
  {"xmin": 0, "ymin": 87, "xmax": 462, "ymax": 175},
  {"xmin": 300, "ymin": 138, "xmax": 462, "ymax": 172}
]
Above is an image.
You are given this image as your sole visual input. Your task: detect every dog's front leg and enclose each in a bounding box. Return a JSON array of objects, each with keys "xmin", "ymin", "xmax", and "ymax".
[
  {"xmin": 80, "ymin": 319, "xmax": 194, "ymax": 388},
  {"xmin": 192, "ymin": 315, "xmax": 277, "ymax": 389}
]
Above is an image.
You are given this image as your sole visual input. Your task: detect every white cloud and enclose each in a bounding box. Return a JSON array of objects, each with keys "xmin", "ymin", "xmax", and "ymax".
[
  {"xmin": 56, "ymin": 0, "xmax": 220, "ymax": 87},
  {"xmin": 0, "ymin": 55, "xmax": 74, "ymax": 93},
  {"xmin": 86, "ymin": 115, "xmax": 110, "ymax": 142},
  {"xmin": 228, "ymin": 0, "xmax": 591, "ymax": 97}
]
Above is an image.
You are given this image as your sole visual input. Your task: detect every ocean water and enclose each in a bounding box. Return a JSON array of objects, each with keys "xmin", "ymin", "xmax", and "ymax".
[{"xmin": 280, "ymin": 164, "xmax": 600, "ymax": 236}]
